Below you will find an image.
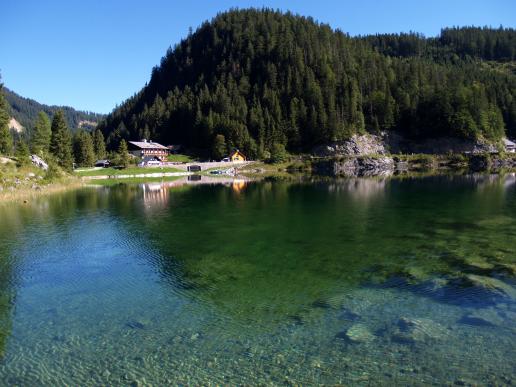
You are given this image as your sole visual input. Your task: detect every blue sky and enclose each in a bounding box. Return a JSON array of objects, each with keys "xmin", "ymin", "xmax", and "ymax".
[{"xmin": 0, "ymin": 0, "xmax": 514, "ymax": 114}]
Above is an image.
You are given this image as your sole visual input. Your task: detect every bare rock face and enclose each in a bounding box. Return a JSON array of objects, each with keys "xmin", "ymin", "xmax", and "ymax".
[
  {"xmin": 313, "ymin": 134, "xmax": 387, "ymax": 157},
  {"xmin": 313, "ymin": 132, "xmax": 499, "ymax": 157}
]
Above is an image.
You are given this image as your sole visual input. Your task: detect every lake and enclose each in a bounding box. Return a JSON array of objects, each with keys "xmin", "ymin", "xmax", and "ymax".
[{"xmin": 0, "ymin": 174, "xmax": 515, "ymax": 385}]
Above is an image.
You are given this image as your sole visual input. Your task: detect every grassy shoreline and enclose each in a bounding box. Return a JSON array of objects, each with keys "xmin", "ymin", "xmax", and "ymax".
[
  {"xmin": 0, "ymin": 159, "xmax": 83, "ymax": 203},
  {"xmin": 3, "ymin": 152, "xmax": 516, "ymax": 202}
]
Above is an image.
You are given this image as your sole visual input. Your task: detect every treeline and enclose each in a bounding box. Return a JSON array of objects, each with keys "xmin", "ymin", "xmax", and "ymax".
[
  {"xmin": 98, "ymin": 9, "xmax": 516, "ymax": 159},
  {"xmin": 362, "ymin": 26, "xmax": 516, "ymax": 62},
  {"xmin": 0, "ymin": 80, "xmax": 114, "ymax": 170},
  {"xmin": 4, "ymin": 87, "xmax": 104, "ymax": 133}
]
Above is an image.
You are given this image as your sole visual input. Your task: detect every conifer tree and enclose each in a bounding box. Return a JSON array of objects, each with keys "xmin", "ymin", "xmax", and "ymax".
[
  {"xmin": 0, "ymin": 81, "xmax": 12, "ymax": 155},
  {"xmin": 73, "ymin": 131, "xmax": 96, "ymax": 167},
  {"xmin": 14, "ymin": 140, "xmax": 30, "ymax": 166},
  {"xmin": 50, "ymin": 110, "xmax": 74, "ymax": 171},
  {"xmin": 212, "ymin": 134, "xmax": 227, "ymax": 159},
  {"xmin": 117, "ymin": 139, "xmax": 130, "ymax": 168},
  {"xmin": 93, "ymin": 129, "xmax": 106, "ymax": 159},
  {"xmin": 31, "ymin": 111, "xmax": 52, "ymax": 155}
]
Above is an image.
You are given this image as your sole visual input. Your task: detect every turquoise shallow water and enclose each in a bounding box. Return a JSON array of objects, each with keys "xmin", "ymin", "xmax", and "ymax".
[{"xmin": 0, "ymin": 174, "xmax": 515, "ymax": 385}]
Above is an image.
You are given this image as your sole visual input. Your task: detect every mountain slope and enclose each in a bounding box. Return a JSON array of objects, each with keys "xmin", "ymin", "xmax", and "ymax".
[
  {"xmin": 99, "ymin": 9, "xmax": 516, "ymax": 157},
  {"xmin": 4, "ymin": 88, "xmax": 104, "ymax": 133}
]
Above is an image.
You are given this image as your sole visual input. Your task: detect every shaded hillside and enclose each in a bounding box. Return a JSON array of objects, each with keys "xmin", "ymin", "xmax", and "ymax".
[
  {"xmin": 4, "ymin": 88, "xmax": 104, "ymax": 132},
  {"xmin": 99, "ymin": 9, "xmax": 516, "ymax": 157}
]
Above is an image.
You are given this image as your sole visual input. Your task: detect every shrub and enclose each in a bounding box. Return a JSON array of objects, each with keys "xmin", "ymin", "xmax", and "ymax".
[{"xmin": 270, "ymin": 143, "xmax": 289, "ymax": 164}]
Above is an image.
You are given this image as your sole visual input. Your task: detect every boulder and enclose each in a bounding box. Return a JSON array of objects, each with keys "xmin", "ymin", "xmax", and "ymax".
[{"xmin": 338, "ymin": 323, "xmax": 375, "ymax": 343}]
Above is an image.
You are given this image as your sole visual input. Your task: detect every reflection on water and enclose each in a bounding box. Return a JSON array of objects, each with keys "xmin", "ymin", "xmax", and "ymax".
[{"xmin": 0, "ymin": 174, "xmax": 514, "ymax": 385}]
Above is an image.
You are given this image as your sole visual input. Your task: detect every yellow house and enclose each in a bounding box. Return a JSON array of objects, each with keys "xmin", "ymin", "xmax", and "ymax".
[{"xmin": 229, "ymin": 149, "xmax": 246, "ymax": 162}]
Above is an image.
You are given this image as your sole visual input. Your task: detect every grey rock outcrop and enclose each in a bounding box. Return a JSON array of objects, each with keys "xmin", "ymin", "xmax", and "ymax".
[{"xmin": 313, "ymin": 134, "xmax": 387, "ymax": 157}]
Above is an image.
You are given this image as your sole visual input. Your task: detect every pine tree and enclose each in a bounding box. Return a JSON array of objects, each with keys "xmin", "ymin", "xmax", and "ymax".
[
  {"xmin": 14, "ymin": 140, "xmax": 30, "ymax": 166},
  {"xmin": 0, "ymin": 81, "xmax": 12, "ymax": 155},
  {"xmin": 117, "ymin": 139, "xmax": 130, "ymax": 168},
  {"xmin": 212, "ymin": 134, "xmax": 227, "ymax": 159},
  {"xmin": 31, "ymin": 111, "xmax": 52, "ymax": 155},
  {"xmin": 50, "ymin": 110, "xmax": 74, "ymax": 171},
  {"xmin": 93, "ymin": 129, "xmax": 106, "ymax": 159},
  {"xmin": 73, "ymin": 131, "xmax": 95, "ymax": 167}
]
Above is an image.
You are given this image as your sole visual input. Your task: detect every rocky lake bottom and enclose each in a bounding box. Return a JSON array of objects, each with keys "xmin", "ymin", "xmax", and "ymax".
[{"xmin": 0, "ymin": 174, "xmax": 514, "ymax": 385}]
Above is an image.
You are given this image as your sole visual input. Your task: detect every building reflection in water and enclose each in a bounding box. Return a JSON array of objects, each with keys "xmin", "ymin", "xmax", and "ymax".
[
  {"xmin": 141, "ymin": 176, "xmax": 250, "ymax": 210},
  {"xmin": 142, "ymin": 183, "xmax": 170, "ymax": 210},
  {"xmin": 327, "ymin": 177, "xmax": 387, "ymax": 203}
]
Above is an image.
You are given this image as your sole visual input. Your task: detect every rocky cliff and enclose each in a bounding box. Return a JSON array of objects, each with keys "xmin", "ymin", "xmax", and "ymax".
[{"xmin": 312, "ymin": 133, "xmax": 500, "ymax": 157}]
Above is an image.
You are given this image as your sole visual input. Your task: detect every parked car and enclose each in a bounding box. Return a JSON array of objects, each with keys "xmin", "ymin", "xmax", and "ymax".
[{"xmin": 221, "ymin": 157, "xmax": 230, "ymax": 162}]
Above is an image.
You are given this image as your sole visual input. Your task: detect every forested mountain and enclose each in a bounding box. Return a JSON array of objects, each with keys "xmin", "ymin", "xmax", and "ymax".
[
  {"xmin": 362, "ymin": 26, "xmax": 516, "ymax": 62},
  {"xmin": 99, "ymin": 9, "xmax": 516, "ymax": 158},
  {"xmin": 4, "ymin": 88, "xmax": 104, "ymax": 133}
]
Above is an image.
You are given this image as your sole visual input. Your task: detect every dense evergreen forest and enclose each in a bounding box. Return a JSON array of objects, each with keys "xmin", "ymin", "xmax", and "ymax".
[
  {"xmin": 98, "ymin": 9, "xmax": 516, "ymax": 158},
  {"xmin": 4, "ymin": 88, "xmax": 104, "ymax": 133}
]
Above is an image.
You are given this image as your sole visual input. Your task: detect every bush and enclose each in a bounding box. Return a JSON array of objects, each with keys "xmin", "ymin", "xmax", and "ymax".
[
  {"xmin": 44, "ymin": 159, "xmax": 63, "ymax": 181},
  {"xmin": 286, "ymin": 159, "xmax": 312, "ymax": 171},
  {"xmin": 270, "ymin": 143, "xmax": 289, "ymax": 164}
]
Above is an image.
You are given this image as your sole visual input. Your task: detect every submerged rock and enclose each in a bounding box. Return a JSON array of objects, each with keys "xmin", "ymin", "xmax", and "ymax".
[
  {"xmin": 390, "ymin": 317, "xmax": 448, "ymax": 344},
  {"xmin": 403, "ymin": 266, "xmax": 430, "ymax": 282},
  {"xmin": 338, "ymin": 308, "xmax": 361, "ymax": 322},
  {"xmin": 126, "ymin": 320, "xmax": 146, "ymax": 330},
  {"xmin": 458, "ymin": 308, "xmax": 505, "ymax": 327},
  {"xmin": 457, "ymin": 274, "xmax": 516, "ymax": 301},
  {"xmin": 494, "ymin": 262, "xmax": 516, "ymax": 277},
  {"xmin": 312, "ymin": 293, "xmax": 349, "ymax": 310},
  {"xmin": 462, "ymin": 257, "xmax": 495, "ymax": 272},
  {"xmin": 338, "ymin": 324, "xmax": 375, "ymax": 343}
]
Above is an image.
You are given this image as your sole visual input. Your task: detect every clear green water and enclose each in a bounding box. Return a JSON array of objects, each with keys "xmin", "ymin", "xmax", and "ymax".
[{"xmin": 0, "ymin": 175, "xmax": 515, "ymax": 385}]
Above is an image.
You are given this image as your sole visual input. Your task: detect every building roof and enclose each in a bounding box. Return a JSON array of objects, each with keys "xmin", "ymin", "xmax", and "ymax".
[
  {"xmin": 95, "ymin": 159, "xmax": 110, "ymax": 164},
  {"xmin": 503, "ymin": 138, "xmax": 516, "ymax": 147},
  {"xmin": 129, "ymin": 140, "xmax": 168, "ymax": 150},
  {"xmin": 230, "ymin": 149, "xmax": 245, "ymax": 156}
]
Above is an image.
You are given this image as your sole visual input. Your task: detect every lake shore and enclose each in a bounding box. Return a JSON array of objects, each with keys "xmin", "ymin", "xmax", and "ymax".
[
  {"xmin": 3, "ymin": 153, "xmax": 516, "ymax": 202},
  {"xmin": 0, "ymin": 160, "xmax": 84, "ymax": 203},
  {"xmin": 0, "ymin": 180, "xmax": 84, "ymax": 203}
]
